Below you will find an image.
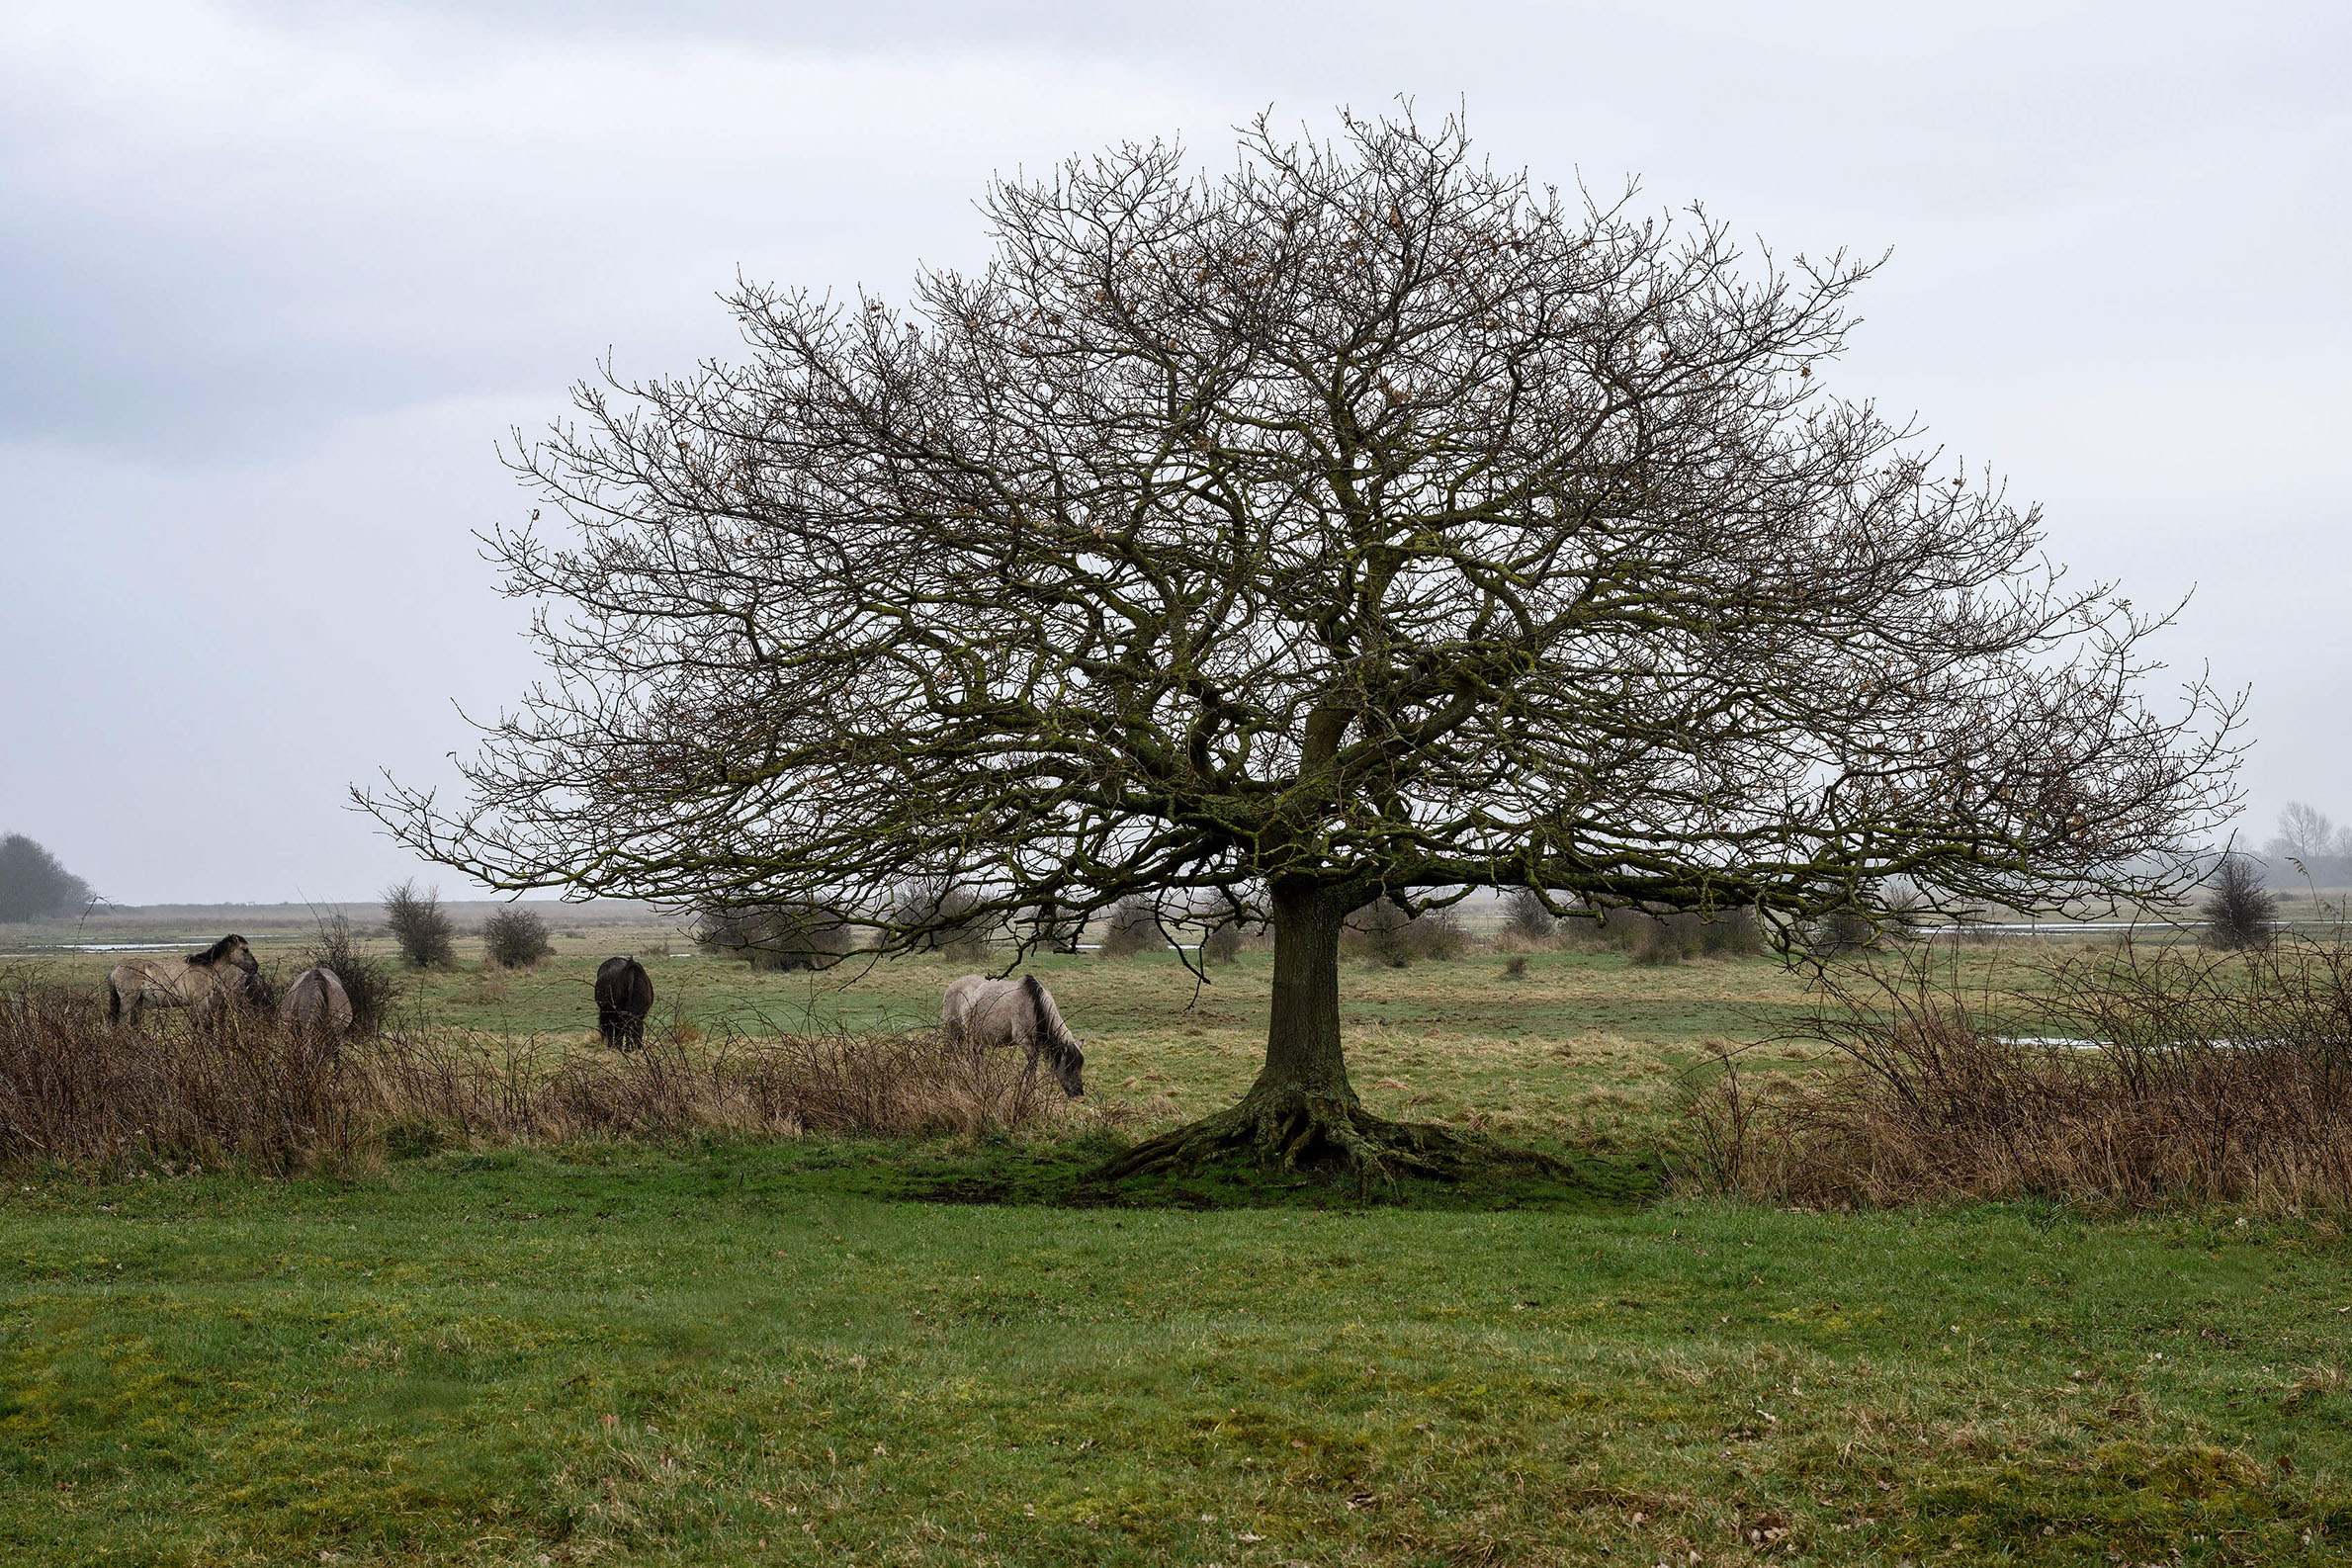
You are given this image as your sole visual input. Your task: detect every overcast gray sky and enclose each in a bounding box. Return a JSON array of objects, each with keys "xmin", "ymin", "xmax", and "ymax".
[{"xmin": 3, "ymin": 0, "xmax": 2346, "ymax": 903}]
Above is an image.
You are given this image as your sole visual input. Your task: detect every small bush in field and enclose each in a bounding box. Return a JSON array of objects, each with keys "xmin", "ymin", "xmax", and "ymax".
[
  {"xmin": 1343, "ymin": 898, "xmax": 1465, "ymax": 967},
  {"xmin": 1199, "ymin": 921, "xmax": 1245, "ymax": 964},
  {"xmin": 694, "ymin": 903, "xmax": 857, "ymax": 970},
  {"xmin": 303, "ymin": 912, "xmax": 393, "ymax": 1035},
  {"xmin": 1612, "ymin": 906, "xmax": 1764, "ymax": 965},
  {"xmin": 2203, "ymin": 853, "xmax": 2276, "ymax": 950},
  {"xmin": 481, "ymin": 908, "xmax": 555, "ymax": 969},
  {"xmin": 1502, "ymin": 954, "xmax": 1528, "ymax": 980},
  {"xmin": 383, "ymin": 880, "xmax": 456, "ymax": 970},
  {"xmin": 1096, "ymin": 897, "xmax": 1163, "ymax": 959},
  {"xmin": 891, "ymin": 880, "xmax": 995, "ymax": 962},
  {"xmin": 1501, "ymin": 888, "xmax": 1559, "ymax": 943}
]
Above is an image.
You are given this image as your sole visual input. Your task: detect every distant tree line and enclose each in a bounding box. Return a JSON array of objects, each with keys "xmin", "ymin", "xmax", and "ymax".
[
  {"xmin": 2262, "ymin": 801, "xmax": 2352, "ymax": 887},
  {"xmin": 0, "ymin": 834, "xmax": 95, "ymax": 922}
]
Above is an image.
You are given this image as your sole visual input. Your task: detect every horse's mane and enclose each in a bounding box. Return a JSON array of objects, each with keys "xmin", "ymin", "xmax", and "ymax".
[
  {"xmin": 1021, "ymin": 974, "xmax": 1080, "ymax": 1060},
  {"xmin": 186, "ymin": 934, "xmax": 247, "ymax": 967}
]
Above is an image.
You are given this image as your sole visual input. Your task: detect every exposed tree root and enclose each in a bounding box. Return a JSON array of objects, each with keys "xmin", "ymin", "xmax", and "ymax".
[{"xmin": 1096, "ymin": 1086, "xmax": 1565, "ymax": 1185}]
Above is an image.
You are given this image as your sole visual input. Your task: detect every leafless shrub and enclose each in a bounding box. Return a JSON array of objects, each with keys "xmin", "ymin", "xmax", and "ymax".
[
  {"xmin": 1610, "ymin": 907, "xmax": 1765, "ymax": 966},
  {"xmin": 0, "ymin": 979, "xmax": 354, "ymax": 1173},
  {"xmin": 1501, "ymin": 888, "xmax": 1560, "ymax": 944},
  {"xmin": 1343, "ymin": 898, "xmax": 1466, "ymax": 967},
  {"xmin": 481, "ymin": 907, "xmax": 555, "ymax": 969},
  {"xmin": 301, "ymin": 913, "xmax": 394, "ymax": 1035},
  {"xmin": 1803, "ymin": 906, "xmax": 1880, "ymax": 958},
  {"xmin": 1095, "ymin": 897, "xmax": 1165, "ymax": 959},
  {"xmin": 1199, "ymin": 920, "xmax": 1245, "ymax": 964},
  {"xmin": 1501, "ymin": 954, "xmax": 1529, "ymax": 980},
  {"xmin": 383, "ymin": 880, "xmax": 456, "ymax": 969},
  {"xmin": 1015, "ymin": 902, "xmax": 1085, "ymax": 954},
  {"xmin": 2203, "ymin": 852, "xmax": 2277, "ymax": 950},
  {"xmin": 891, "ymin": 880, "xmax": 995, "ymax": 962},
  {"xmin": 693, "ymin": 902, "xmax": 857, "ymax": 970},
  {"xmin": 1685, "ymin": 937, "xmax": 2352, "ymax": 1213}
]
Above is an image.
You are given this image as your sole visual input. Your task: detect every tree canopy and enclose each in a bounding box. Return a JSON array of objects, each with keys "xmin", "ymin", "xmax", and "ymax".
[{"xmin": 372, "ymin": 108, "xmax": 2239, "ymax": 1172}]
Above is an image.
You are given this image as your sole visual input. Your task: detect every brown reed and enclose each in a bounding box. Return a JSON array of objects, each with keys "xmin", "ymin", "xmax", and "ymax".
[
  {"xmin": 0, "ymin": 977, "xmax": 1057, "ymax": 1174},
  {"xmin": 1685, "ymin": 936, "xmax": 2352, "ymax": 1213}
]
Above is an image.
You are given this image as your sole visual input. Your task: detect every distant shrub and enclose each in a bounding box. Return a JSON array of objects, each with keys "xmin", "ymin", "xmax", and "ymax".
[
  {"xmin": 481, "ymin": 907, "xmax": 555, "ymax": 969},
  {"xmin": 1501, "ymin": 888, "xmax": 1559, "ymax": 944},
  {"xmin": 1096, "ymin": 897, "xmax": 1164, "ymax": 959},
  {"xmin": 1804, "ymin": 907, "xmax": 1878, "ymax": 958},
  {"xmin": 1343, "ymin": 898, "xmax": 1466, "ymax": 967},
  {"xmin": 2203, "ymin": 853, "xmax": 2277, "ymax": 951},
  {"xmin": 1502, "ymin": 954, "xmax": 1528, "ymax": 980},
  {"xmin": 303, "ymin": 912, "xmax": 393, "ymax": 1036},
  {"xmin": 694, "ymin": 903, "xmax": 857, "ymax": 970},
  {"xmin": 891, "ymin": 881, "xmax": 995, "ymax": 962},
  {"xmin": 1025, "ymin": 902, "xmax": 1087, "ymax": 954},
  {"xmin": 1199, "ymin": 921, "xmax": 1245, "ymax": 964},
  {"xmin": 1611, "ymin": 907, "xmax": 1765, "ymax": 966},
  {"xmin": 382, "ymin": 880, "xmax": 456, "ymax": 970}
]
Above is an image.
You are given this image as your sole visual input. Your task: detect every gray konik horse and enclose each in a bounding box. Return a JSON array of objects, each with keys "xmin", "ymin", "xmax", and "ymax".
[
  {"xmin": 107, "ymin": 934, "xmax": 264, "ymax": 1029},
  {"xmin": 941, "ymin": 974, "xmax": 1087, "ymax": 1097},
  {"xmin": 279, "ymin": 967, "xmax": 354, "ymax": 1044}
]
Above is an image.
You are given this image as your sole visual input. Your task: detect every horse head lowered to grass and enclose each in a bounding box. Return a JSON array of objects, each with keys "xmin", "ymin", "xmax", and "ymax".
[
  {"xmin": 942, "ymin": 974, "xmax": 1086, "ymax": 1097},
  {"xmin": 106, "ymin": 934, "xmax": 264, "ymax": 1030}
]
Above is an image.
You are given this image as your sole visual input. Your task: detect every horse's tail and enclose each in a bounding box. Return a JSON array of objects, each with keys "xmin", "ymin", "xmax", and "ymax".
[{"xmin": 106, "ymin": 975, "xmax": 122, "ymax": 1025}]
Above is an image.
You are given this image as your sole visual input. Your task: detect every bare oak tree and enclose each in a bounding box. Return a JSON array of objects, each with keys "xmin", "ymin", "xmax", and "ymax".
[{"xmin": 369, "ymin": 109, "xmax": 2239, "ymax": 1175}]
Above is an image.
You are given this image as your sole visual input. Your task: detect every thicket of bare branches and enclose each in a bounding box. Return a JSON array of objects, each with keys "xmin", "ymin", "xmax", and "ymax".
[
  {"xmin": 1343, "ymin": 897, "xmax": 1465, "ymax": 966},
  {"xmin": 1608, "ymin": 907, "xmax": 1763, "ymax": 966},
  {"xmin": 0, "ymin": 833, "xmax": 95, "ymax": 922},
  {"xmin": 0, "ymin": 980, "xmax": 1057, "ymax": 1172},
  {"xmin": 1687, "ymin": 938, "xmax": 2352, "ymax": 1212},
  {"xmin": 1500, "ymin": 888, "xmax": 1561, "ymax": 944},
  {"xmin": 1094, "ymin": 896, "xmax": 1165, "ymax": 959},
  {"xmin": 369, "ymin": 106, "xmax": 2239, "ymax": 1174}
]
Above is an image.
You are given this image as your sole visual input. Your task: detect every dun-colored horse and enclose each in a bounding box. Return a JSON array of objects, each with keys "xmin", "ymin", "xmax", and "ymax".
[
  {"xmin": 942, "ymin": 974, "xmax": 1086, "ymax": 1097},
  {"xmin": 106, "ymin": 935, "xmax": 263, "ymax": 1029},
  {"xmin": 280, "ymin": 966, "xmax": 354, "ymax": 1043}
]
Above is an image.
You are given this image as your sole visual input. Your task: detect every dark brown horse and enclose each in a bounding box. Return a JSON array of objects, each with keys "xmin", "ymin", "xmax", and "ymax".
[{"xmin": 595, "ymin": 956, "xmax": 653, "ymax": 1050}]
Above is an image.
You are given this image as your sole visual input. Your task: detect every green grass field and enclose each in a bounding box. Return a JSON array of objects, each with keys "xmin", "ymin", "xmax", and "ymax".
[{"xmin": 6, "ymin": 927, "xmax": 2350, "ymax": 1564}]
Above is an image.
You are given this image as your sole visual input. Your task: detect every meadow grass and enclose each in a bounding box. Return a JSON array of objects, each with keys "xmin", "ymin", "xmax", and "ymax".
[{"xmin": 5, "ymin": 934, "xmax": 2348, "ymax": 1563}]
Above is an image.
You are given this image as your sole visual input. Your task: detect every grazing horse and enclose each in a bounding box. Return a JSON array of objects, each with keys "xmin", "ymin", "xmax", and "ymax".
[
  {"xmin": 280, "ymin": 966, "xmax": 354, "ymax": 1045},
  {"xmin": 107, "ymin": 934, "xmax": 263, "ymax": 1029},
  {"xmin": 595, "ymin": 956, "xmax": 653, "ymax": 1050},
  {"xmin": 942, "ymin": 974, "xmax": 1087, "ymax": 1097}
]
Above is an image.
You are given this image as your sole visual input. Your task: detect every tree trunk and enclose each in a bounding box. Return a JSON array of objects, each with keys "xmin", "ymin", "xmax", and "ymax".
[
  {"xmin": 1251, "ymin": 880, "xmax": 1357, "ymax": 1104},
  {"xmin": 1099, "ymin": 878, "xmax": 1518, "ymax": 1179}
]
